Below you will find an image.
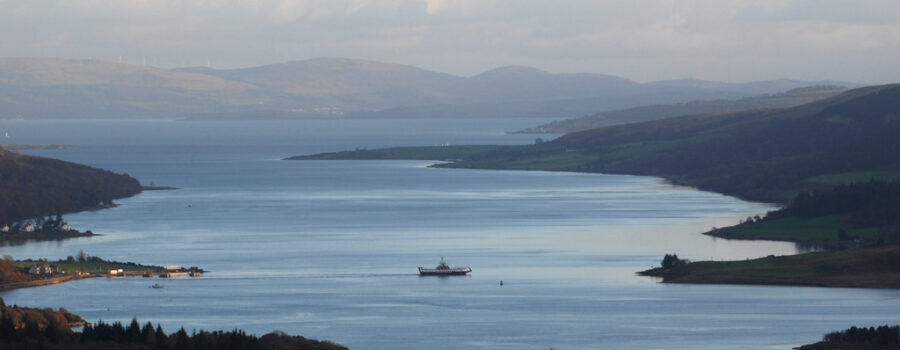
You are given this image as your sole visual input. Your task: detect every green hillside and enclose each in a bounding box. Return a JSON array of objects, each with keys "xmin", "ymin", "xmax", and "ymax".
[{"xmin": 709, "ymin": 180, "xmax": 900, "ymax": 245}]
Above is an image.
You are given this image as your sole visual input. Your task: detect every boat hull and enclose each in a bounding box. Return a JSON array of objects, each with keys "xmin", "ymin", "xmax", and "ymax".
[{"xmin": 418, "ymin": 267, "xmax": 471, "ymax": 276}]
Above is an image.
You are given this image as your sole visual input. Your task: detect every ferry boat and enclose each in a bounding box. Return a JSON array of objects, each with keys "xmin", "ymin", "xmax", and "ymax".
[{"xmin": 418, "ymin": 257, "xmax": 471, "ymax": 276}]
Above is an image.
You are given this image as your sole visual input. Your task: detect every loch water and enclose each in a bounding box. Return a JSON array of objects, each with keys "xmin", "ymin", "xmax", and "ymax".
[{"xmin": 1, "ymin": 119, "xmax": 898, "ymax": 350}]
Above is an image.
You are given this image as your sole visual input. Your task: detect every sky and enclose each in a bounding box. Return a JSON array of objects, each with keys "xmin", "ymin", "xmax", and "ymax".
[{"xmin": 1, "ymin": 0, "xmax": 899, "ymax": 83}]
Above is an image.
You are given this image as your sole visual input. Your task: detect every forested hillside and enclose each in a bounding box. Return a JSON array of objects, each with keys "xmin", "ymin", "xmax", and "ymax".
[
  {"xmin": 0, "ymin": 147, "xmax": 141, "ymax": 224},
  {"xmin": 547, "ymin": 84, "xmax": 900, "ymax": 201}
]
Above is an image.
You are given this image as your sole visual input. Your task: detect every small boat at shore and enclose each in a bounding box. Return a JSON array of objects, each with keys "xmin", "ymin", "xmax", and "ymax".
[{"xmin": 418, "ymin": 257, "xmax": 471, "ymax": 276}]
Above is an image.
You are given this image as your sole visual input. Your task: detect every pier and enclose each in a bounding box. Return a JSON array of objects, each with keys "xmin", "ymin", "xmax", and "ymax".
[{"xmin": 107, "ymin": 265, "xmax": 205, "ymax": 278}]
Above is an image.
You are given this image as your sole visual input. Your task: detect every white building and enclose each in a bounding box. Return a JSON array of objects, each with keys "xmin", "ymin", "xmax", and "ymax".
[
  {"xmin": 28, "ymin": 264, "xmax": 56, "ymax": 275},
  {"xmin": 0, "ymin": 224, "xmax": 9, "ymax": 233},
  {"xmin": 22, "ymin": 222, "xmax": 35, "ymax": 232},
  {"xmin": 60, "ymin": 221, "xmax": 72, "ymax": 231}
]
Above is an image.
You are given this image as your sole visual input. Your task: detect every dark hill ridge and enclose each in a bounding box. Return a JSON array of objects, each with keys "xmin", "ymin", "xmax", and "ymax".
[
  {"xmin": 292, "ymin": 84, "xmax": 900, "ymax": 203},
  {"xmin": 644, "ymin": 78, "xmax": 854, "ymax": 95},
  {"xmin": 0, "ymin": 57, "xmax": 859, "ymax": 120},
  {"xmin": 0, "ymin": 146, "xmax": 141, "ymax": 224},
  {"xmin": 517, "ymin": 85, "xmax": 848, "ymax": 133}
]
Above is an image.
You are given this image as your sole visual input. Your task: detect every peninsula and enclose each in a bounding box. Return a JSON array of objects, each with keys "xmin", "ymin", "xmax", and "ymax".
[
  {"xmin": 0, "ymin": 145, "xmax": 142, "ymax": 226},
  {"xmin": 289, "ymin": 84, "xmax": 900, "ymax": 289},
  {"xmin": 290, "ymin": 84, "xmax": 900, "ymax": 204},
  {"xmin": 638, "ymin": 246, "xmax": 900, "ymax": 289},
  {"xmin": 0, "ymin": 252, "xmax": 205, "ymax": 291}
]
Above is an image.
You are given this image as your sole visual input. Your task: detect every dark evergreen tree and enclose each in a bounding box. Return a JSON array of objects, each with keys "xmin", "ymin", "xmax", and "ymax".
[{"xmin": 125, "ymin": 317, "xmax": 141, "ymax": 343}]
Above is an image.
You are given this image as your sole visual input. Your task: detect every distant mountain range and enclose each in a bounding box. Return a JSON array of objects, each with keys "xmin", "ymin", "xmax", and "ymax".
[{"xmin": 0, "ymin": 57, "xmax": 860, "ymax": 120}]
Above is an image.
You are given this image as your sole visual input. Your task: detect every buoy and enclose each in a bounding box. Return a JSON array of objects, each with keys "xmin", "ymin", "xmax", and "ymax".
[{"xmin": 500, "ymin": 280, "xmax": 504, "ymax": 286}]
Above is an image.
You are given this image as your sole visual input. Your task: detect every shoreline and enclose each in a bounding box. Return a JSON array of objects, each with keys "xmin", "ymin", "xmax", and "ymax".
[
  {"xmin": 2, "ymin": 144, "xmax": 69, "ymax": 151},
  {"xmin": 0, "ymin": 274, "xmax": 94, "ymax": 291},
  {"xmin": 141, "ymin": 185, "xmax": 180, "ymax": 191},
  {"xmin": 285, "ymin": 145, "xmax": 791, "ymax": 205},
  {"xmin": 4, "ymin": 184, "xmax": 177, "ymax": 247},
  {"xmin": 1, "ymin": 258, "xmax": 204, "ymax": 291},
  {"xmin": 0, "ymin": 230, "xmax": 98, "ymax": 245},
  {"xmin": 288, "ymin": 151, "xmax": 900, "ymax": 290}
]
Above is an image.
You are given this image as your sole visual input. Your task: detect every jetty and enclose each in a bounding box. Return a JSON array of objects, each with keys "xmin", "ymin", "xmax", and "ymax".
[
  {"xmin": 109, "ymin": 265, "xmax": 205, "ymax": 278},
  {"xmin": 157, "ymin": 266, "xmax": 204, "ymax": 278}
]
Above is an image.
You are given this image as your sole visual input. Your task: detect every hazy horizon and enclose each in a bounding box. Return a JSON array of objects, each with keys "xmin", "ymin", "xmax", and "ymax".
[
  {"xmin": 2, "ymin": 1, "xmax": 899, "ymax": 84},
  {"xmin": 0, "ymin": 55, "xmax": 871, "ymax": 85}
]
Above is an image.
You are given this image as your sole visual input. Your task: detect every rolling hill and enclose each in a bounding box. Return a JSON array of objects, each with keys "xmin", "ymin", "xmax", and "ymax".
[{"xmin": 0, "ymin": 58, "xmax": 264, "ymax": 118}]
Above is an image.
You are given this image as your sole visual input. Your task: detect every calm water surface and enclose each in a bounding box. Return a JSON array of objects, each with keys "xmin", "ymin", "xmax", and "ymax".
[{"xmin": 1, "ymin": 119, "xmax": 897, "ymax": 350}]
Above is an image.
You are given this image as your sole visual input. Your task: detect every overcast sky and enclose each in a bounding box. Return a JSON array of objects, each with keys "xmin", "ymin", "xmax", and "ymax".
[{"xmin": 2, "ymin": 0, "xmax": 898, "ymax": 83}]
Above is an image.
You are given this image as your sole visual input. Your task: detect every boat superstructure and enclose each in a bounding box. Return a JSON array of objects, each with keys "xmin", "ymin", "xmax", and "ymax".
[{"xmin": 418, "ymin": 257, "xmax": 471, "ymax": 276}]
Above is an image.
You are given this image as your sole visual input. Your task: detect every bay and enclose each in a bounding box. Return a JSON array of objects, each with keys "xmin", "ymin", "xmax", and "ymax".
[{"xmin": 1, "ymin": 119, "xmax": 897, "ymax": 350}]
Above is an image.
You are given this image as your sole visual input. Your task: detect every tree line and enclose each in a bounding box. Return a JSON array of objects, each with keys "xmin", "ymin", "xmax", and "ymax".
[
  {"xmin": 821, "ymin": 325, "xmax": 900, "ymax": 347},
  {"xmin": 766, "ymin": 180, "xmax": 900, "ymax": 227},
  {"xmin": 0, "ymin": 298, "xmax": 84, "ymax": 331},
  {"xmin": 0, "ymin": 314, "xmax": 347, "ymax": 350}
]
